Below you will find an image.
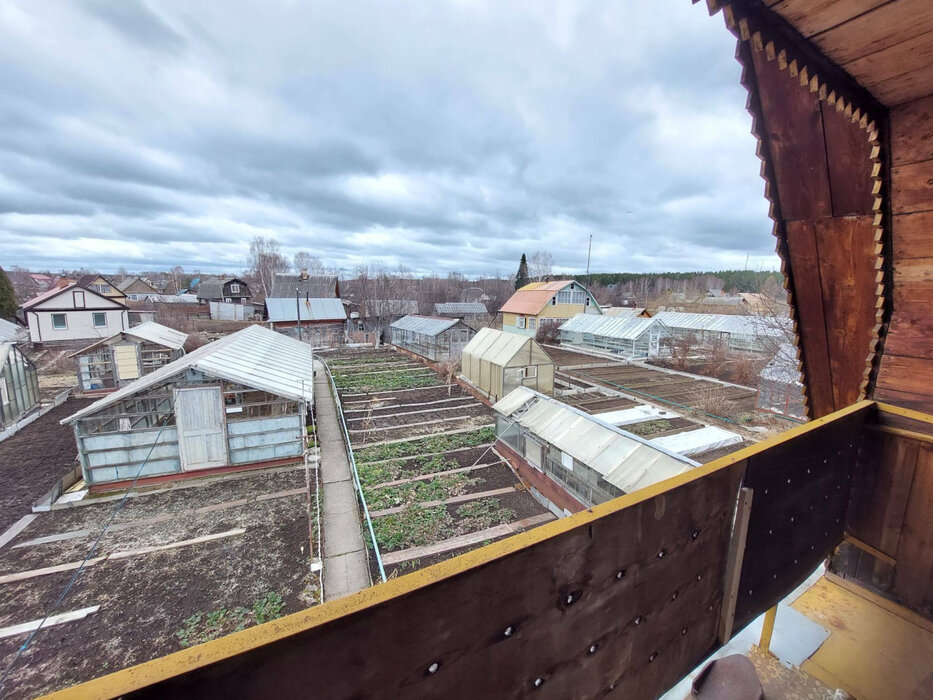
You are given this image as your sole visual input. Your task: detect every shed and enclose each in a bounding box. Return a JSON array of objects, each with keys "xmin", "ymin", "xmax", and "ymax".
[
  {"xmin": 390, "ymin": 315, "xmax": 475, "ymax": 363},
  {"xmin": 0, "ymin": 343, "xmax": 40, "ymax": 429},
  {"xmin": 757, "ymin": 343, "xmax": 806, "ymax": 421},
  {"xmin": 265, "ymin": 297, "xmax": 347, "ymax": 345},
  {"xmin": 61, "ymin": 325, "xmax": 313, "ymax": 490},
  {"xmin": 461, "ymin": 328, "xmax": 554, "ymax": 401},
  {"xmin": 559, "ymin": 314, "xmax": 669, "ymax": 359},
  {"xmin": 70, "ymin": 321, "xmax": 188, "ymax": 392},
  {"xmin": 493, "ymin": 387, "xmax": 696, "ymax": 509}
]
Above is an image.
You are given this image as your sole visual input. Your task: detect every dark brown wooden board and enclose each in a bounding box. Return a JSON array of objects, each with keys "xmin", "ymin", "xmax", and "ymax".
[
  {"xmin": 892, "ymin": 159, "xmax": 933, "ymax": 215},
  {"xmin": 891, "ymin": 96, "xmax": 933, "ymax": 167},
  {"xmin": 784, "ymin": 220, "xmax": 836, "ymax": 416},
  {"xmin": 873, "ymin": 385, "xmax": 933, "ymax": 414},
  {"xmin": 846, "ymin": 429, "xmax": 919, "ymax": 557},
  {"xmin": 821, "ymin": 104, "xmax": 875, "ymax": 216},
  {"xmin": 883, "ymin": 311, "xmax": 933, "ymax": 361},
  {"xmin": 842, "ymin": 31, "xmax": 933, "ymax": 108},
  {"xmin": 733, "ymin": 408, "xmax": 866, "ymax": 630},
  {"xmin": 893, "ymin": 443, "xmax": 933, "ymax": 616},
  {"xmin": 751, "ymin": 47, "xmax": 833, "ymax": 222},
  {"xmin": 892, "ymin": 212, "xmax": 933, "ymax": 261},
  {"xmin": 813, "ymin": 215, "xmax": 878, "ymax": 407},
  {"xmin": 130, "ymin": 464, "xmax": 745, "ymax": 700}
]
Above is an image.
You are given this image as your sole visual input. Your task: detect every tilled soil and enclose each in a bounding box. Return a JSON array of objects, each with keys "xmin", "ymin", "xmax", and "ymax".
[
  {"xmin": 0, "ymin": 473, "xmax": 319, "ymax": 699},
  {"xmin": 0, "ymin": 398, "xmax": 93, "ymax": 533},
  {"xmin": 350, "ymin": 415, "xmax": 493, "ymax": 447},
  {"xmin": 341, "ymin": 384, "xmax": 464, "ymax": 404},
  {"xmin": 347, "ymin": 403, "xmax": 490, "ymax": 430}
]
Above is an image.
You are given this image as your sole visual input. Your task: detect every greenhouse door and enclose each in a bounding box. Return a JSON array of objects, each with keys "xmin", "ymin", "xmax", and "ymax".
[{"xmin": 175, "ymin": 386, "xmax": 228, "ymax": 471}]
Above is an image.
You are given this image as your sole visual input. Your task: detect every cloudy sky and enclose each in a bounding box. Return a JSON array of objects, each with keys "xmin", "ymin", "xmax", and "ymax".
[{"xmin": 0, "ymin": 0, "xmax": 777, "ymax": 278}]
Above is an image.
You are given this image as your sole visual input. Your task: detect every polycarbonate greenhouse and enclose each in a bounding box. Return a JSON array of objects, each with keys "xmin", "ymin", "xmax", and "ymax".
[
  {"xmin": 460, "ymin": 328, "xmax": 554, "ymax": 401},
  {"xmin": 0, "ymin": 342, "xmax": 40, "ymax": 429},
  {"xmin": 389, "ymin": 315, "xmax": 475, "ymax": 363},
  {"xmin": 559, "ymin": 314, "xmax": 668, "ymax": 359},
  {"xmin": 652, "ymin": 312, "xmax": 792, "ymax": 353}
]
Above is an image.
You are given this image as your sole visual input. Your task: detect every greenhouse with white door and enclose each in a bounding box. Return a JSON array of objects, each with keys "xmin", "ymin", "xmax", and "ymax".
[{"xmin": 61, "ymin": 325, "xmax": 314, "ymax": 490}]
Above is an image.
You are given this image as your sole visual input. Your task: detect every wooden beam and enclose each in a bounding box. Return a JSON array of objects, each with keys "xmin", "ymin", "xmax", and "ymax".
[{"xmin": 719, "ymin": 486, "xmax": 753, "ymax": 644}]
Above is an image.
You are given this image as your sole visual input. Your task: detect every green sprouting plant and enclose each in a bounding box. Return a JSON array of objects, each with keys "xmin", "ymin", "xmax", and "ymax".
[
  {"xmin": 253, "ymin": 592, "xmax": 285, "ymax": 625},
  {"xmin": 354, "ymin": 427, "xmax": 495, "ymax": 464},
  {"xmin": 372, "ymin": 505, "xmax": 453, "ymax": 551},
  {"xmin": 455, "ymin": 498, "xmax": 515, "ymax": 533},
  {"xmin": 623, "ymin": 419, "xmax": 672, "ymax": 436},
  {"xmin": 174, "ymin": 593, "xmax": 286, "ymax": 648},
  {"xmin": 364, "ymin": 473, "xmax": 479, "ymax": 511}
]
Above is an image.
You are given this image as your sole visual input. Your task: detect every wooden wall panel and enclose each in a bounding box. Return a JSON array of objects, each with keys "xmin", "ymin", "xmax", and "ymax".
[
  {"xmin": 891, "ymin": 212, "xmax": 933, "ymax": 260},
  {"xmin": 821, "ymin": 104, "xmax": 876, "ymax": 216},
  {"xmin": 734, "ymin": 408, "xmax": 865, "ymax": 629},
  {"xmin": 750, "ymin": 47, "xmax": 833, "ymax": 221},
  {"xmin": 812, "ymin": 216, "xmax": 879, "ymax": 407},
  {"xmin": 892, "ymin": 160, "xmax": 933, "ymax": 215},
  {"xmin": 766, "ymin": 0, "xmax": 890, "ymax": 39},
  {"xmin": 783, "ymin": 220, "xmax": 835, "ymax": 414},
  {"xmin": 893, "ymin": 443, "xmax": 933, "ymax": 613},
  {"xmin": 123, "ymin": 464, "xmax": 745, "ymax": 700},
  {"xmin": 891, "ymin": 95, "xmax": 933, "ymax": 166},
  {"xmin": 875, "ymin": 357, "xmax": 933, "ymax": 400}
]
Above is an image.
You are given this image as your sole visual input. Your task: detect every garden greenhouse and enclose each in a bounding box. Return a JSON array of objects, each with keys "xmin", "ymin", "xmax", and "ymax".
[
  {"xmin": 389, "ymin": 315, "xmax": 475, "ymax": 363},
  {"xmin": 558, "ymin": 314, "xmax": 669, "ymax": 359}
]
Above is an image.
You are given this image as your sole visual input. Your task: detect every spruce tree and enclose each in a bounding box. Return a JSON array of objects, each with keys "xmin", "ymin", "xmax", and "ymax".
[
  {"xmin": 515, "ymin": 254, "xmax": 530, "ymax": 290},
  {"xmin": 0, "ymin": 267, "xmax": 16, "ymax": 321}
]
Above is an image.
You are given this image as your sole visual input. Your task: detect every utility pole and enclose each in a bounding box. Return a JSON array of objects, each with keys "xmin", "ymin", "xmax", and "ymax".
[
  {"xmin": 296, "ymin": 285, "xmax": 302, "ymax": 342},
  {"xmin": 585, "ymin": 235, "xmax": 593, "ymax": 287}
]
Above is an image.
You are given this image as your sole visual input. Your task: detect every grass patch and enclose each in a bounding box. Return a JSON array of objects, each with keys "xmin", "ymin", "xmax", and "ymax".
[
  {"xmin": 357, "ymin": 453, "xmax": 462, "ymax": 488},
  {"xmin": 174, "ymin": 592, "xmax": 285, "ymax": 648},
  {"xmin": 355, "ymin": 427, "xmax": 495, "ymax": 464},
  {"xmin": 371, "ymin": 505, "xmax": 453, "ymax": 551},
  {"xmin": 455, "ymin": 498, "xmax": 515, "ymax": 532},
  {"xmin": 364, "ymin": 472, "xmax": 479, "ymax": 511},
  {"xmin": 328, "ymin": 354, "xmax": 404, "ymax": 367},
  {"xmin": 622, "ymin": 419, "xmax": 672, "ymax": 436}
]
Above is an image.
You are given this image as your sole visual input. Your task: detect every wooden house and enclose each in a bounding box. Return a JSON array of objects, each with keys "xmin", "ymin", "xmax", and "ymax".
[
  {"xmin": 116, "ymin": 277, "xmax": 160, "ymax": 301},
  {"xmin": 20, "ymin": 283, "xmax": 129, "ymax": 347},
  {"xmin": 499, "ymin": 280, "xmax": 601, "ymax": 337},
  {"xmin": 71, "ymin": 321, "xmax": 188, "ymax": 393},
  {"xmin": 196, "ymin": 277, "xmax": 252, "ymax": 304},
  {"xmin": 77, "ymin": 274, "xmax": 127, "ymax": 302},
  {"xmin": 61, "ymin": 325, "xmax": 313, "ymax": 491}
]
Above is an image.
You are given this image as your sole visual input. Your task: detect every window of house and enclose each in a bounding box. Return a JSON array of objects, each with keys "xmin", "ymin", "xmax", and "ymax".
[
  {"xmin": 528, "ymin": 318, "xmax": 537, "ymax": 330},
  {"xmin": 230, "ymin": 283, "xmax": 240, "ymax": 294},
  {"xmin": 73, "ymin": 291, "xmax": 85, "ymax": 308},
  {"xmin": 551, "ymin": 296, "xmax": 556, "ymax": 305},
  {"xmin": 93, "ymin": 284, "xmax": 111, "ymax": 293},
  {"xmin": 571, "ymin": 291, "xmax": 585, "ymax": 304},
  {"xmin": 93, "ymin": 312, "xmax": 107, "ymax": 328},
  {"xmin": 51, "ymin": 313, "xmax": 67, "ymax": 330},
  {"xmin": 516, "ymin": 316, "xmax": 526, "ymax": 329},
  {"xmin": 585, "ymin": 296, "xmax": 590, "ymax": 307},
  {"xmin": 523, "ymin": 366, "xmax": 538, "ymax": 379},
  {"xmin": 557, "ymin": 290, "xmax": 572, "ymax": 304}
]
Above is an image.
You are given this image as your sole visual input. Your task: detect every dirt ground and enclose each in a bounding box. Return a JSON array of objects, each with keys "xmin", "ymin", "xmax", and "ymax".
[
  {"xmin": 0, "ymin": 398, "xmax": 92, "ymax": 533},
  {"xmin": 0, "ymin": 467, "xmax": 320, "ymax": 699}
]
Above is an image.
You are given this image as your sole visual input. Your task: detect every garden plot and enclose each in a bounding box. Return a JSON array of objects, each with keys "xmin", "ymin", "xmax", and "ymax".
[
  {"xmin": 328, "ymin": 350, "xmax": 553, "ymax": 580},
  {"xmin": 0, "ymin": 467, "xmax": 322, "ymax": 699}
]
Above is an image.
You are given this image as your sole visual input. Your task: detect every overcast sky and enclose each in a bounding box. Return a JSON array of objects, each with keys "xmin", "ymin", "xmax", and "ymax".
[{"xmin": 0, "ymin": 0, "xmax": 777, "ymax": 278}]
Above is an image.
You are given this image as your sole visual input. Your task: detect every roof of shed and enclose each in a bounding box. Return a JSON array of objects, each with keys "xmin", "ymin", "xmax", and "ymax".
[
  {"xmin": 265, "ymin": 297, "xmax": 347, "ymax": 322},
  {"xmin": 559, "ymin": 314, "xmax": 663, "ymax": 340},
  {"xmin": 0, "ymin": 318, "xmax": 27, "ymax": 343},
  {"xmin": 760, "ymin": 343, "xmax": 803, "ymax": 385},
  {"xmin": 117, "ymin": 277, "xmax": 160, "ymax": 294},
  {"xmin": 462, "ymin": 327, "xmax": 546, "ymax": 367},
  {"xmin": 367, "ymin": 300, "xmax": 418, "ymax": 316},
  {"xmin": 270, "ymin": 274, "xmax": 339, "ymax": 299},
  {"xmin": 196, "ymin": 277, "xmax": 249, "ymax": 300},
  {"xmin": 61, "ymin": 325, "xmax": 314, "ymax": 423},
  {"xmin": 652, "ymin": 312, "xmax": 792, "ymax": 338},
  {"xmin": 493, "ymin": 387, "xmax": 697, "ymax": 494},
  {"xmin": 68, "ymin": 322, "xmax": 189, "ymax": 357},
  {"xmin": 390, "ymin": 315, "xmax": 461, "ymax": 336},
  {"xmin": 433, "ymin": 302, "xmax": 487, "ymax": 315},
  {"xmin": 499, "ymin": 280, "xmax": 579, "ymax": 315}
]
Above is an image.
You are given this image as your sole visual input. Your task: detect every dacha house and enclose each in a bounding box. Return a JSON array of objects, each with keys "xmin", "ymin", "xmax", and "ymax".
[{"xmin": 499, "ymin": 280, "xmax": 601, "ymax": 337}]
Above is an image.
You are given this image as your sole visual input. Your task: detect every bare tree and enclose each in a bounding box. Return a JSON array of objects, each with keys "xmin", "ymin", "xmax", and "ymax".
[
  {"xmin": 293, "ymin": 251, "xmax": 325, "ymax": 274},
  {"xmin": 248, "ymin": 235, "xmax": 290, "ymax": 297},
  {"xmin": 528, "ymin": 251, "xmax": 554, "ymax": 281},
  {"xmin": 170, "ymin": 265, "xmax": 184, "ymax": 294}
]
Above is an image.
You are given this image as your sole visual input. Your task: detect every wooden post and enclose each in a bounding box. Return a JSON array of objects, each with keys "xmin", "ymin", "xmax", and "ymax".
[
  {"xmin": 719, "ymin": 486, "xmax": 753, "ymax": 645},
  {"xmin": 759, "ymin": 605, "xmax": 778, "ymax": 655}
]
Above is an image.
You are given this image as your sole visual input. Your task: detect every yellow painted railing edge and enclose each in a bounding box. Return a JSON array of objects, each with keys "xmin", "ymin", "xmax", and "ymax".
[
  {"xmin": 41, "ymin": 399, "xmax": 875, "ymax": 699},
  {"xmin": 875, "ymin": 400, "xmax": 933, "ymax": 427}
]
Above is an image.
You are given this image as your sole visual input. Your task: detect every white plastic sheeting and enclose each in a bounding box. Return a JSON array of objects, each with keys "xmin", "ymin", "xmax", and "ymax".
[
  {"xmin": 594, "ymin": 405, "xmax": 680, "ymax": 427},
  {"xmin": 650, "ymin": 425, "xmax": 742, "ymax": 457},
  {"xmin": 494, "ymin": 387, "xmax": 697, "ymax": 493}
]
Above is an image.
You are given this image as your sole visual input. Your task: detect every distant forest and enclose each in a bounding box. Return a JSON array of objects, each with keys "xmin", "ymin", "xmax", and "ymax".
[{"xmin": 581, "ymin": 270, "xmax": 781, "ymax": 292}]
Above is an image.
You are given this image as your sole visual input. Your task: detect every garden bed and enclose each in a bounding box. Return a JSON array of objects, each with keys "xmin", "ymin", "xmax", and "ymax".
[
  {"xmin": 350, "ymin": 415, "xmax": 493, "ymax": 447},
  {"xmin": 355, "ymin": 446, "xmax": 497, "ymax": 489},
  {"xmin": 363, "ymin": 463, "xmax": 519, "ymax": 512},
  {"xmin": 346, "ymin": 403, "xmax": 490, "ymax": 430},
  {"xmin": 354, "ymin": 427, "xmax": 496, "ymax": 464},
  {"xmin": 341, "ymin": 385, "xmax": 467, "ymax": 406}
]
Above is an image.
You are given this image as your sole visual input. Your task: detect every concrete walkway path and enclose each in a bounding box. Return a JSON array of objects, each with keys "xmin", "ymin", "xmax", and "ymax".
[{"xmin": 313, "ymin": 360, "xmax": 372, "ymax": 600}]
